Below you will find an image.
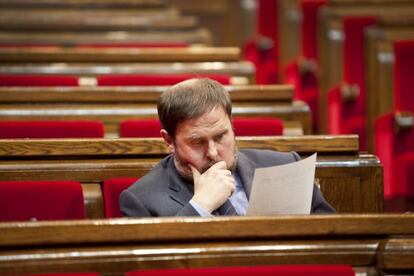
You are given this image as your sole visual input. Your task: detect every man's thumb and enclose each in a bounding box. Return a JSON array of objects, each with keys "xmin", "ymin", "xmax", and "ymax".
[{"xmin": 189, "ymin": 164, "xmax": 200, "ymax": 183}]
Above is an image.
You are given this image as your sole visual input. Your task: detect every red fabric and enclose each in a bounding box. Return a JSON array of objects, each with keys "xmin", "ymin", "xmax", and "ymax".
[
  {"xmin": 328, "ymin": 87, "xmax": 366, "ymax": 149},
  {"xmin": 394, "ymin": 152, "xmax": 414, "ymax": 197},
  {"xmin": 0, "ymin": 121, "xmax": 104, "ymax": 139},
  {"xmin": 285, "ymin": 61, "xmax": 319, "ymax": 132},
  {"xmin": 120, "ymin": 119, "xmax": 161, "ymax": 138},
  {"xmin": 257, "ymin": 0, "xmax": 278, "ymax": 43},
  {"xmin": 31, "ymin": 274, "xmax": 100, "ymax": 276},
  {"xmin": 233, "ymin": 117, "xmax": 283, "ymax": 136},
  {"xmin": 76, "ymin": 43, "xmax": 188, "ymax": 48},
  {"xmin": 103, "ymin": 178, "xmax": 138, "ymax": 218},
  {"xmin": 97, "ymin": 74, "xmax": 231, "ymax": 86},
  {"xmin": 301, "ymin": 0, "xmax": 327, "ymax": 60},
  {"xmin": 0, "ymin": 75, "xmax": 79, "ymax": 86},
  {"xmin": 127, "ymin": 265, "xmax": 355, "ymax": 276},
  {"xmin": 394, "ymin": 40, "xmax": 414, "ymax": 111},
  {"xmin": 0, "ymin": 181, "xmax": 86, "ymax": 221},
  {"xmin": 375, "ymin": 113, "xmax": 414, "ymax": 198}
]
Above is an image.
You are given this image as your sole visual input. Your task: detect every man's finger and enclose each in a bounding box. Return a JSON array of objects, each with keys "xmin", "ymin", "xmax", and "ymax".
[{"xmin": 207, "ymin": 160, "xmax": 227, "ymax": 172}]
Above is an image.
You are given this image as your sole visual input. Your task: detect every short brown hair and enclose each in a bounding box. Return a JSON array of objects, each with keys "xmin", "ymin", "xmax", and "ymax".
[{"xmin": 157, "ymin": 78, "xmax": 232, "ymax": 138}]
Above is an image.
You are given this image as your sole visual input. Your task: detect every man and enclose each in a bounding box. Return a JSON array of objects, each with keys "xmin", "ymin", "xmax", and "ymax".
[{"xmin": 120, "ymin": 78, "xmax": 334, "ymax": 217}]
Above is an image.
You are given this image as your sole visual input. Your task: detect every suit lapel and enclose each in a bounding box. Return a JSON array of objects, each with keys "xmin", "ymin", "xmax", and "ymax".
[
  {"xmin": 236, "ymin": 151, "xmax": 256, "ymax": 199},
  {"xmin": 166, "ymin": 156, "xmax": 194, "ymax": 207}
]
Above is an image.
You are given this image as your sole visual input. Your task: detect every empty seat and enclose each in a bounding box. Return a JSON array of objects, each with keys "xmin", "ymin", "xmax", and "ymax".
[
  {"xmin": 284, "ymin": 0, "xmax": 327, "ymax": 132},
  {"xmin": 127, "ymin": 265, "xmax": 355, "ymax": 276},
  {"xmin": 120, "ymin": 118, "xmax": 283, "ymax": 138},
  {"xmin": 0, "ymin": 180, "xmax": 86, "ymax": 221},
  {"xmin": 120, "ymin": 119, "xmax": 161, "ymax": 138},
  {"xmin": 0, "ymin": 75, "xmax": 79, "ymax": 86},
  {"xmin": 0, "ymin": 120, "xmax": 104, "ymax": 139},
  {"xmin": 327, "ymin": 16, "xmax": 377, "ymax": 150},
  {"xmin": 243, "ymin": 0, "xmax": 279, "ymax": 84},
  {"xmin": 97, "ymin": 74, "xmax": 231, "ymax": 86},
  {"xmin": 103, "ymin": 178, "xmax": 138, "ymax": 218},
  {"xmin": 375, "ymin": 40, "xmax": 414, "ymax": 200},
  {"xmin": 233, "ymin": 117, "xmax": 283, "ymax": 136}
]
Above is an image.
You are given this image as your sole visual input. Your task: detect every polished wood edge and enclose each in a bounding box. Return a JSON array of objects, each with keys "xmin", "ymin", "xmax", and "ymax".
[
  {"xmin": 0, "ymin": 214, "xmax": 413, "ymax": 247},
  {"xmin": 0, "ymin": 47, "xmax": 241, "ymax": 62},
  {"xmin": 0, "ymin": 135, "xmax": 360, "ymax": 157},
  {"xmin": 0, "ymin": 85, "xmax": 294, "ymax": 102}
]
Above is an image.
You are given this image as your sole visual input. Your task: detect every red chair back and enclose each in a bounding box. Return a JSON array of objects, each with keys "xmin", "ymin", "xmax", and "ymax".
[
  {"xmin": 0, "ymin": 75, "xmax": 79, "ymax": 86},
  {"xmin": 0, "ymin": 120, "xmax": 104, "ymax": 139},
  {"xmin": 301, "ymin": 0, "xmax": 327, "ymax": 60},
  {"xmin": 0, "ymin": 181, "xmax": 86, "ymax": 221},
  {"xmin": 120, "ymin": 119, "xmax": 161, "ymax": 138},
  {"xmin": 233, "ymin": 117, "xmax": 283, "ymax": 136},
  {"xmin": 97, "ymin": 74, "xmax": 231, "ymax": 86},
  {"xmin": 103, "ymin": 178, "xmax": 138, "ymax": 218},
  {"xmin": 127, "ymin": 265, "xmax": 355, "ymax": 276}
]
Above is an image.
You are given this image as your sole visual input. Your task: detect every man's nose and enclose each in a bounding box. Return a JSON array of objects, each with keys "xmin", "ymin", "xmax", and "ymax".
[{"xmin": 206, "ymin": 140, "xmax": 218, "ymax": 160}]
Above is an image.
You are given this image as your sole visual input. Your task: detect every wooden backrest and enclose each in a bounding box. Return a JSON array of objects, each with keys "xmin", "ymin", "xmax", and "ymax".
[
  {"xmin": 0, "ymin": 135, "xmax": 383, "ymax": 217},
  {"xmin": 0, "ymin": 47, "xmax": 241, "ymax": 63},
  {"xmin": 0, "ymin": 214, "xmax": 412, "ymax": 275},
  {"xmin": 0, "ymin": 84, "xmax": 311, "ymax": 135},
  {"xmin": 317, "ymin": 2, "xmax": 414, "ymax": 132}
]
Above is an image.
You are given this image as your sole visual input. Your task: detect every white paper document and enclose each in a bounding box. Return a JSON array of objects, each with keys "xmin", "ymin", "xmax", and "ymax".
[{"xmin": 246, "ymin": 153, "xmax": 317, "ymax": 216}]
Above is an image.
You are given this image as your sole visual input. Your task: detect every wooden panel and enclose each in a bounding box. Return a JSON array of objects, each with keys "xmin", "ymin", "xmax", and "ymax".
[
  {"xmin": 0, "ymin": 47, "xmax": 241, "ymax": 63},
  {"xmin": 0, "ymin": 215, "xmax": 413, "ymax": 275}
]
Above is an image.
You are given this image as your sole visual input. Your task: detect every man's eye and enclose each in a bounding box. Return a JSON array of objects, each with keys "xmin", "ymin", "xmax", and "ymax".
[{"xmin": 215, "ymin": 133, "xmax": 225, "ymax": 142}]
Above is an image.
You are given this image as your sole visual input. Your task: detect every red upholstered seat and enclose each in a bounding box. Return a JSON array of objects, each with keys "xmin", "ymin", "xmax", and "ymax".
[
  {"xmin": 326, "ymin": 16, "xmax": 377, "ymax": 150},
  {"xmin": 127, "ymin": 265, "xmax": 355, "ymax": 276},
  {"xmin": 0, "ymin": 120, "xmax": 104, "ymax": 139},
  {"xmin": 97, "ymin": 74, "xmax": 231, "ymax": 86},
  {"xmin": 103, "ymin": 178, "xmax": 138, "ymax": 218},
  {"xmin": 0, "ymin": 181, "xmax": 86, "ymax": 221},
  {"xmin": 120, "ymin": 119, "xmax": 161, "ymax": 138},
  {"xmin": 120, "ymin": 118, "xmax": 283, "ymax": 138},
  {"xmin": 0, "ymin": 75, "xmax": 79, "ymax": 86},
  {"xmin": 233, "ymin": 117, "xmax": 283, "ymax": 136},
  {"xmin": 76, "ymin": 43, "xmax": 187, "ymax": 48},
  {"xmin": 243, "ymin": 0, "xmax": 279, "ymax": 84},
  {"xmin": 284, "ymin": 0, "xmax": 326, "ymax": 132},
  {"xmin": 375, "ymin": 40, "xmax": 414, "ymax": 200}
]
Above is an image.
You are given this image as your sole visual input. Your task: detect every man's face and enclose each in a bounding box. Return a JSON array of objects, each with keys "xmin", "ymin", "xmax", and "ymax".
[{"xmin": 162, "ymin": 106, "xmax": 237, "ymax": 179}]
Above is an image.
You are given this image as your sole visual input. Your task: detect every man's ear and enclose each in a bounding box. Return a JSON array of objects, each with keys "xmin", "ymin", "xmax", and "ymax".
[{"xmin": 160, "ymin": 129, "xmax": 175, "ymax": 153}]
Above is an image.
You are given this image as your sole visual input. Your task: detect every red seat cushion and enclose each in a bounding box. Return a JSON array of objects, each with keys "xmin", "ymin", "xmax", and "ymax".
[
  {"xmin": 120, "ymin": 119, "xmax": 161, "ymax": 138},
  {"xmin": 0, "ymin": 75, "xmax": 79, "ymax": 86},
  {"xmin": 127, "ymin": 265, "xmax": 355, "ymax": 276},
  {"xmin": 0, "ymin": 181, "xmax": 86, "ymax": 221},
  {"xmin": 97, "ymin": 74, "xmax": 231, "ymax": 86},
  {"xmin": 233, "ymin": 117, "xmax": 283, "ymax": 136},
  {"xmin": 103, "ymin": 178, "xmax": 138, "ymax": 218},
  {"xmin": 0, "ymin": 120, "xmax": 104, "ymax": 139}
]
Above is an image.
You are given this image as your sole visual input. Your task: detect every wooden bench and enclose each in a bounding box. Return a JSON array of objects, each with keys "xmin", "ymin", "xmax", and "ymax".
[
  {"xmin": 365, "ymin": 18, "xmax": 414, "ymax": 152},
  {"xmin": 0, "ymin": 135, "xmax": 383, "ymax": 218},
  {"xmin": 0, "ymin": 84, "xmax": 310, "ymax": 135},
  {"xmin": 317, "ymin": 1, "xmax": 414, "ymax": 133},
  {"xmin": 0, "ymin": 46, "xmax": 241, "ymax": 63},
  {"xmin": 0, "ymin": 61, "xmax": 256, "ymax": 84},
  {"xmin": 0, "ymin": 214, "xmax": 413, "ymax": 275}
]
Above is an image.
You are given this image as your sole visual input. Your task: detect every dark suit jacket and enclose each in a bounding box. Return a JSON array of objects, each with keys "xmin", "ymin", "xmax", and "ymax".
[{"xmin": 120, "ymin": 149, "xmax": 335, "ymax": 217}]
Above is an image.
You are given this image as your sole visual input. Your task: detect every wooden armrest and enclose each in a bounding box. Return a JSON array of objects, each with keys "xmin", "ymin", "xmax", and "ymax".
[
  {"xmin": 394, "ymin": 111, "xmax": 414, "ymax": 132},
  {"xmin": 340, "ymin": 83, "xmax": 359, "ymax": 102}
]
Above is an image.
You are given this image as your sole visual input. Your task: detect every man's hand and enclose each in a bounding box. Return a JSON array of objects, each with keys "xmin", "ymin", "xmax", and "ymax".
[{"xmin": 190, "ymin": 161, "xmax": 235, "ymax": 213}]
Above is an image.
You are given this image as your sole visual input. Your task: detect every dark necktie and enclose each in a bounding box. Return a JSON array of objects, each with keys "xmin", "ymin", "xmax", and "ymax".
[{"xmin": 216, "ymin": 199, "xmax": 238, "ymax": 216}]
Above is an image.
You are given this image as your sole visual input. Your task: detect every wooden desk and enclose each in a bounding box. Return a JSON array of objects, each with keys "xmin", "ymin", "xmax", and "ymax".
[
  {"xmin": 0, "ymin": 215, "xmax": 412, "ymax": 275},
  {"xmin": 0, "ymin": 84, "xmax": 309, "ymax": 135},
  {"xmin": 0, "ymin": 135, "xmax": 383, "ymax": 217}
]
